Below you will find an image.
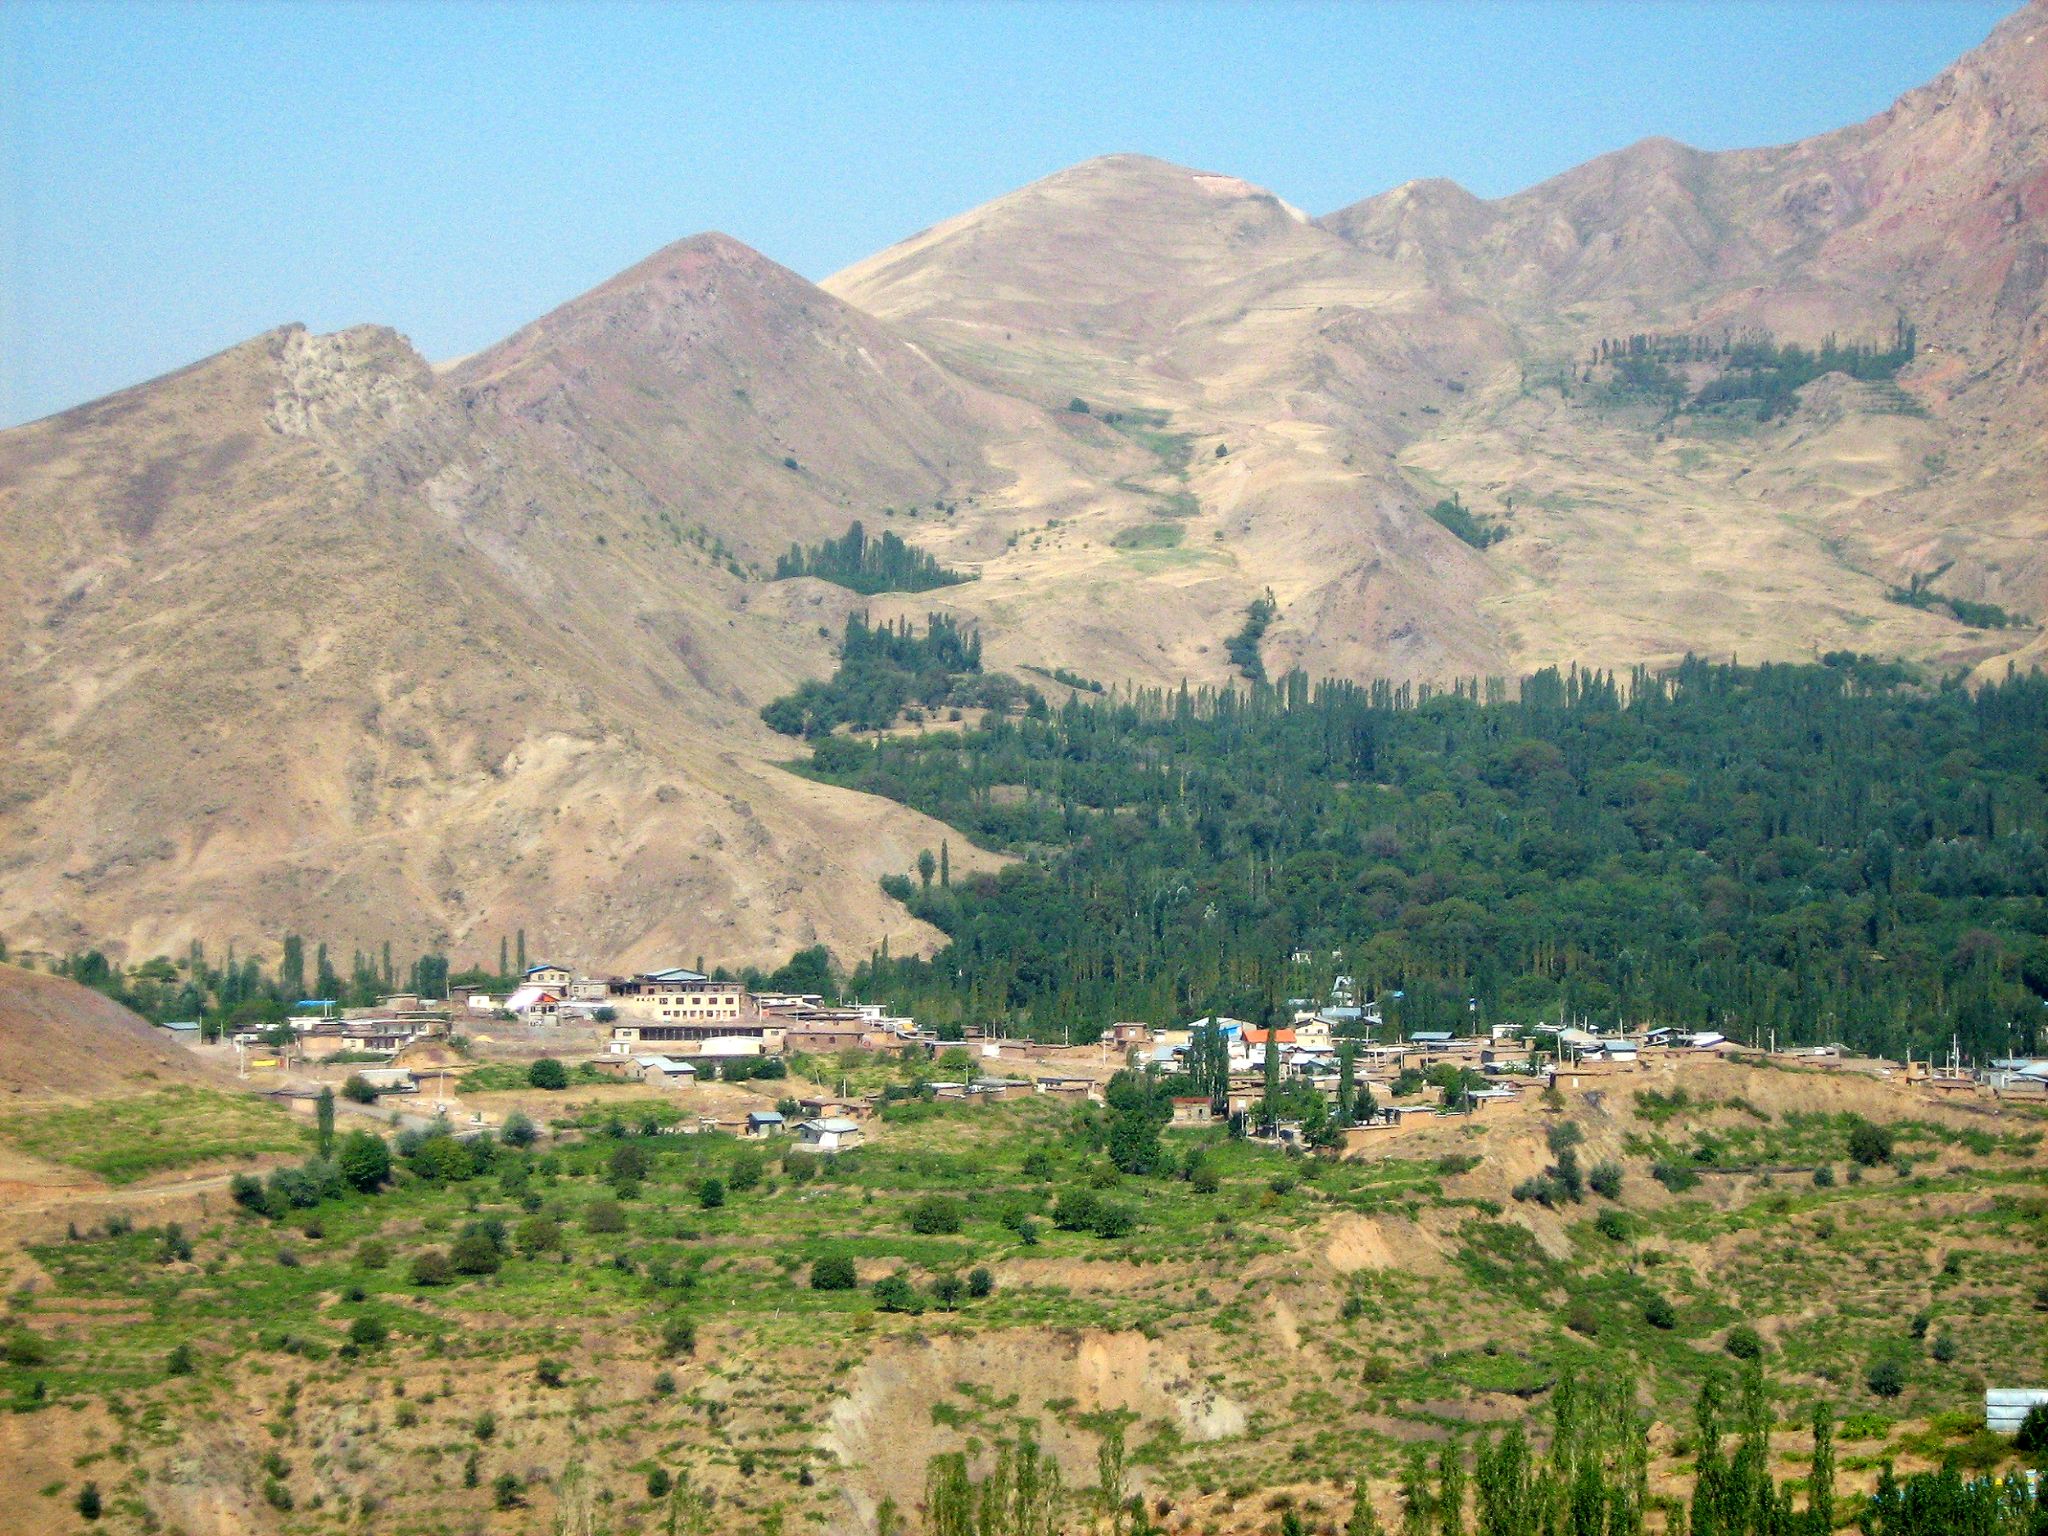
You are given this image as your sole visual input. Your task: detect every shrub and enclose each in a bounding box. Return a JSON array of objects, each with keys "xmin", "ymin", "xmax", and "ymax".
[
  {"xmin": 608, "ymin": 1143, "xmax": 651, "ymax": 1188},
  {"xmin": 341, "ymin": 1074, "xmax": 378, "ymax": 1105},
  {"xmin": 1866, "ymin": 1356, "xmax": 1905, "ymax": 1398},
  {"xmin": 1847, "ymin": 1119, "xmax": 1894, "ymax": 1168},
  {"xmin": 1812, "ymin": 1164, "xmax": 1835, "ymax": 1188},
  {"xmin": 535, "ymin": 1357, "xmax": 566, "ymax": 1388},
  {"xmin": 968, "ymin": 1266, "xmax": 995, "ymax": 1299},
  {"xmin": 515, "ymin": 1215, "xmax": 563, "ymax": 1257},
  {"xmin": 494, "ymin": 1472, "xmax": 523, "ymax": 1509},
  {"xmin": 76, "ymin": 1482, "xmax": 102, "ymax": 1521},
  {"xmin": 1651, "ymin": 1161, "xmax": 1701, "ymax": 1193},
  {"xmin": 811, "ymin": 1255, "xmax": 857, "ymax": 1291},
  {"xmin": 356, "ymin": 1238, "xmax": 391, "ymax": 1269},
  {"xmin": 1724, "ymin": 1325, "xmax": 1765, "ymax": 1361},
  {"xmin": 474, "ymin": 1409, "xmax": 497, "ymax": 1441},
  {"xmin": 1588, "ymin": 1160, "xmax": 1624, "ymax": 1199},
  {"xmin": 652, "ymin": 1370, "xmax": 676, "ymax": 1398},
  {"xmin": 449, "ymin": 1229, "xmax": 502, "ymax": 1276},
  {"xmin": 347, "ymin": 1316, "xmax": 388, "ymax": 1349},
  {"xmin": 907, "ymin": 1195, "xmax": 964, "ymax": 1235},
  {"xmin": 1595, "ymin": 1210, "xmax": 1633, "ymax": 1242},
  {"xmin": 527, "ymin": 1057, "xmax": 569, "ymax": 1091},
  {"xmin": 585, "ymin": 1199, "xmax": 627, "ymax": 1233},
  {"xmin": 874, "ymin": 1273, "xmax": 922, "ymax": 1314},
  {"xmin": 1547, "ymin": 1121, "xmax": 1584, "ymax": 1154},
  {"xmin": 648, "ymin": 1467, "xmax": 673, "ymax": 1499},
  {"xmin": 1190, "ymin": 1163, "xmax": 1221, "ymax": 1194},
  {"xmin": 336, "ymin": 1131, "xmax": 392, "ymax": 1192},
  {"xmin": 697, "ymin": 1178, "xmax": 726, "ymax": 1210},
  {"xmin": 165, "ymin": 1341, "xmax": 197, "ymax": 1375},
  {"xmin": 1643, "ymin": 1294, "xmax": 1677, "ymax": 1330},
  {"xmin": 1089, "ymin": 1203, "xmax": 1136, "ymax": 1239},
  {"xmin": 409, "ymin": 1249, "xmax": 453, "ymax": 1287},
  {"xmin": 728, "ymin": 1152, "xmax": 764, "ymax": 1193},
  {"xmin": 2015, "ymin": 1403, "xmax": 2048, "ymax": 1454},
  {"xmin": 500, "ymin": 1110, "xmax": 538, "ymax": 1148},
  {"xmin": 1565, "ymin": 1301, "xmax": 1600, "ymax": 1338},
  {"xmin": 1930, "ymin": 1332, "xmax": 1957, "ymax": 1364},
  {"xmin": 662, "ymin": 1317, "xmax": 697, "ymax": 1356}
]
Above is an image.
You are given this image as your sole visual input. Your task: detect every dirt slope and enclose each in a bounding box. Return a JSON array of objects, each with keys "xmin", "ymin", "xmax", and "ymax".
[{"xmin": 0, "ymin": 964, "xmax": 219, "ymax": 1100}]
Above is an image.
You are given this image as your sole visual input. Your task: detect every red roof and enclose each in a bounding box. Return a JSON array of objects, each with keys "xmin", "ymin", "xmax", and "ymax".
[{"xmin": 1243, "ymin": 1028, "xmax": 1296, "ymax": 1046}]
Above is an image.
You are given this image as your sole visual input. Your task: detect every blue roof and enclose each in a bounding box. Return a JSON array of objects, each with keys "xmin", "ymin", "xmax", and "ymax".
[
  {"xmin": 748, "ymin": 1110, "xmax": 785, "ymax": 1123},
  {"xmin": 643, "ymin": 967, "xmax": 709, "ymax": 983}
]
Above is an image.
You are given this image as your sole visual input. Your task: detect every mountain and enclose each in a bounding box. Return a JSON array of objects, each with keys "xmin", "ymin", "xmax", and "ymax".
[{"xmin": 3, "ymin": 4, "xmax": 2045, "ymax": 967}]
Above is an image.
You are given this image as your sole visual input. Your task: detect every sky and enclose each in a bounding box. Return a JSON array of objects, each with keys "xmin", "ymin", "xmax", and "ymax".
[{"xmin": 0, "ymin": 0, "xmax": 2017, "ymax": 427}]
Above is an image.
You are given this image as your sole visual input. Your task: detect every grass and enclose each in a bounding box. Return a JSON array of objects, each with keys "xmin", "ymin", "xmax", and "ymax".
[
  {"xmin": 1112, "ymin": 522, "xmax": 1185, "ymax": 551},
  {"xmin": 2, "ymin": 1088, "xmax": 2040, "ymax": 1527},
  {"xmin": 0, "ymin": 1086, "xmax": 305, "ymax": 1184}
]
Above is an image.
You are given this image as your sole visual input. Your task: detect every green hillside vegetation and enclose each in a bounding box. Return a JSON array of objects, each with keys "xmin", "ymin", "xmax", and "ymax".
[
  {"xmin": 760, "ymin": 613, "xmax": 1045, "ymax": 739},
  {"xmin": 1425, "ymin": 493, "xmax": 1509, "ymax": 549},
  {"xmin": 790, "ymin": 658, "xmax": 2048, "ymax": 1059},
  {"xmin": 773, "ymin": 519, "xmax": 974, "ymax": 595},
  {"xmin": 3, "ymin": 1079, "xmax": 2040, "ymax": 1530},
  {"xmin": 1888, "ymin": 565, "xmax": 2032, "ymax": 632}
]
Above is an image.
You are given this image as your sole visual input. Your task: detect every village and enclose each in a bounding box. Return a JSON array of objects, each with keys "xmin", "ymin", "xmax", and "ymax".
[{"xmin": 151, "ymin": 959, "xmax": 2048, "ymax": 1152}]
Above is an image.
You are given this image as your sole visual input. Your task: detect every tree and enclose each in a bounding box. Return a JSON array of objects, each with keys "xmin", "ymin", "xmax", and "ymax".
[
  {"xmin": 500, "ymin": 1110, "xmax": 537, "ymax": 1148},
  {"xmin": 907, "ymin": 1195, "xmax": 963, "ymax": 1234},
  {"xmin": 314, "ymin": 1087, "xmax": 335, "ymax": 1157},
  {"xmin": 1866, "ymin": 1355, "xmax": 1905, "ymax": 1398},
  {"xmin": 918, "ymin": 848, "xmax": 938, "ymax": 890},
  {"xmin": 810, "ymin": 1254, "xmax": 857, "ymax": 1291},
  {"xmin": 697, "ymin": 1178, "xmax": 725, "ymax": 1210},
  {"xmin": 336, "ymin": 1131, "xmax": 392, "ymax": 1192},
  {"xmin": 450, "ymin": 1228, "xmax": 502, "ymax": 1276},
  {"xmin": 528, "ymin": 1057, "xmax": 569, "ymax": 1091},
  {"xmin": 410, "ymin": 1249, "xmax": 453, "ymax": 1286},
  {"xmin": 1398, "ymin": 1445, "xmax": 1432, "ymax": 1536},
  {"xmin": 968, "ymin": 1265, "xmax": 994, "ymax": 1298},
  {"xmin": 76, "ymin": 1481, "xmax": 102, "ymax": 1521},
  {"xmin": 341, "ymin": 1073, "xmax": 378, "ymax": 1105},
  {"xmin": 1346, "ymin": 1476, "xmax": 1382, "ymax": 1536},
  {"xmin": 939, "ymin": 840, "xmax": 950, "ymax": 889},
  {"xmin": 930, "ymin": 1272, "xmax": 965, "ymax": 1310},
  {"xmin": 1847, "ymin": 1119, "xmax": 1894, "ymax": 1167}
]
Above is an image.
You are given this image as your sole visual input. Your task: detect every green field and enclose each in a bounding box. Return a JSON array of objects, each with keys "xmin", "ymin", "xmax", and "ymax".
[{"xmin": 0, "ymin": 1085, "xmax": 307, "ymax": 1184}]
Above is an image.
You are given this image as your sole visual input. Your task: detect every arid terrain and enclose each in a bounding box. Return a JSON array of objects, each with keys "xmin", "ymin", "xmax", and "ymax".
[{"xmin": 3, "ymin": 5, "xmax": 2046, "ymax": 967}]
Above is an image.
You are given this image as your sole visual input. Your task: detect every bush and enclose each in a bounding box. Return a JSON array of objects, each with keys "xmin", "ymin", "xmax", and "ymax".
[
  {"xmin": 1929, "ymin": 1331, "xmax": 1957, "ymax": 1364},
  {"xmin": 449, "ymin": 1228, "xmax": 502, "ymax": 1276},
  {"xmin": 535, "ymin": 1357, "xmax": 566, "ymax": 1388},
  {"xmin": 1847, "ymin": 1119, "xmax": 1894, "ymax": 1168},
  {"xmin": 494, "ymin": 1472, "xmax": 523, "ymax": 1509},
  {"xmin": 1867, "ymin": 1355, "xmax": 1906, "ymax": 1398},
  {"xmin": 648, "ymin": 1467, "xmax": 673, "ymax": 1499},
  {"xmin": 347, "ymin": 1316, "xmax": 388, "ymax": 1349},
  {"xmin": 1643, "ymin": 1294, "xmax": 1677, "ymax": 1330},
  {"xmin": 356, "ymin": 1237, "xmax": 391, "ymax": 1269},
  {"xmin": 907, "ymin": 1195, "xmax": 964, "ymax": 1235},
  {"xmin": 527, "ymin": 1057, "xmax": 569, "ymax": 1091},
  {"xmin": 1724, "ymin": 1325, "xmax": 1765, "ymax": 1361},
  {"xmin": 500, "ymin": 1110, "xmax": 538, "ymax": 1148},
  {"xmin": 1651, "ymin": 1160, "xmax": 1701, "ymax": 1193},
  {"xmin": 728, "ymin": 1152, "xmax": 764, "ymax": 1193},
  {"xmin": 1595, "ymin": 1209, "xmax": 1633, "ymax": 1242},
  {"xmin": 2015, "ymin": 1403, "xmax": 2048, "ymax": 1454},
  {"xmin": 165, "ymin": 1341, "xmax": 197, "ymax": 1375},
  {"xmin": 337, "ymin": 1131, "xmax": 392, "ymax": 1192},
  {"xmin": 1812, "ymin": 1163, "xmax": 1835, "ymax": 1188},
  {"xmin": 473, "ymin": 1409, "xmax": 497, "ymax": 1441},
  {"xmin": 341, "ymin": 1074, "xmax": 379, "ymax": 1104},
  {"xmin": 930, "ymin": 1273, "xmax": 966, "ymax": 1310},
  {"xmin": 515, "ymin": 1215, "xmax": 563, "ymax": 1257},
  {"xmin": 811, "ymin": 1255, "xmax": 857, "ymax": 1291},
  {"xmin": 662, "ymin": 1317, "xmax": 697, "ymax": 1356},
  {"xmin": 968, "ymin": 1266, "xmax": 995, "ymax": 1298},
  {"xmin": 1547, "ymin": 1121, "xmax": 1584, "ymax": 1154},
  {"xmin": 76, "ymin": 1481, "xmax": 102, "ymax": 1521},
  {"xmin": 1189, "ymin": 1161, "xmax": 1221, "ymax": 1194},
  {"xmin": 1565, "ymin": 1301, "xmax": 1600, "ymax": 1338},
  {"xmin": 697, "ymin": 1178, "xmax": 726, "ymax": 1210},
  {"xmin": 409, "ymin": 1249, "xmax": 453, "ymax": 1287},
  {"xmin": 874, "ymin": 1273, "xmax": 922, "ymax": 1314},
  {"xmin": 584, "ymin": 1199, "xmax": 627, "ymax": 1233},
  {"xmin": 1588, "ymin": 1160, "xmax": 1624, "ymax": 1199}
]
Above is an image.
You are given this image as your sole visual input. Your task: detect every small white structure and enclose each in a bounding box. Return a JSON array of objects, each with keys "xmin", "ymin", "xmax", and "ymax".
[
  {"xmin": 634, "ymin": 1055, "xmax": 698, "ymax": 1087},
  {"xmin": 796, "ymin": 1116, "xmax": 864, "ymax": 1152},
  {"xmin": 1986, "ymin": 1387, "xmax": 2048, "ymax": 1434}
]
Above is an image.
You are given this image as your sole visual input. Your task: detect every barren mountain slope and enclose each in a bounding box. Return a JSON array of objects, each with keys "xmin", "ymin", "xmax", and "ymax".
[
  {"xmin": 0, "ymin": 252, "xmax": 1008, "ymax": 968},
  {"xmin": 831, "ymin": 5, "xmax": 2048, "ymax": 683}
]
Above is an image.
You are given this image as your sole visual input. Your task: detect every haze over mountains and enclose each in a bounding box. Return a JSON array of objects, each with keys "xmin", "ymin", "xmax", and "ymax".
[{"xmin": 3, "ymin": 2, "xmax": 2045, "ymax": 968}]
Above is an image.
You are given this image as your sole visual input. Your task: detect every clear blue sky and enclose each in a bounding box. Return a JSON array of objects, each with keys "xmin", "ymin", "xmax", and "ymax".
[{"xmin": 0, "ymin": 0, "xmax": 2015, "ymax": 426}]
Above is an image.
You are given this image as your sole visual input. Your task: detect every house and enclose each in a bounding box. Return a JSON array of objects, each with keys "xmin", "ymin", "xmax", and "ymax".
[
  {"xmin": 609, "ymin": 969, "xmax": 754, "ymax": 1024},
  {"xmin": 797, "ymin": 1096, "xmax": 870, "ymax": 1122},
  {"xmin": 969, "ymin": 1077, "xmax": 1035, "ymax": 1102},
  {"xmin": 608, "ymin": 1018, "xmax": 786, "ymax": 1056},
  {"xmin": 155, "ymin": 1020, "xmax": 202, "ymax": 1041},
  {"xmin": 796, "ymin": 1117, "xmax": 864, "ymax": 1152},
  {"xmin": 353, "ymin": 1067, "xmax": 418, "ymax": 1095},
  {"xmin": 523, "ymin": 963, "xmax": 575, "ymax": 989},
  {"xmin": 746, "ymin": 1110, "xmax": 787, "ymax": 1138},
  {"xmin": 1035, "ymin": 1076, "xmax": 1096, "ymax": 1101},
  {"xmin": 1169, "ymin": 1096, "xmax": 1216, "ymax": 1126},
  {"xmin": 1677, "ymin": 1030, "xmax": 1728, "ymax": 1051},
  {"xmin": 504, "ymin": 985, "xmax": 563, "ymax": 1021},
  {"xmin": 1109, "ymin": 1022, "xmax": 1154, "ymax": 1046},
  {"xmin": 634, "ymin": 1055, "xmax": 698, "ymax": 1088}
]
